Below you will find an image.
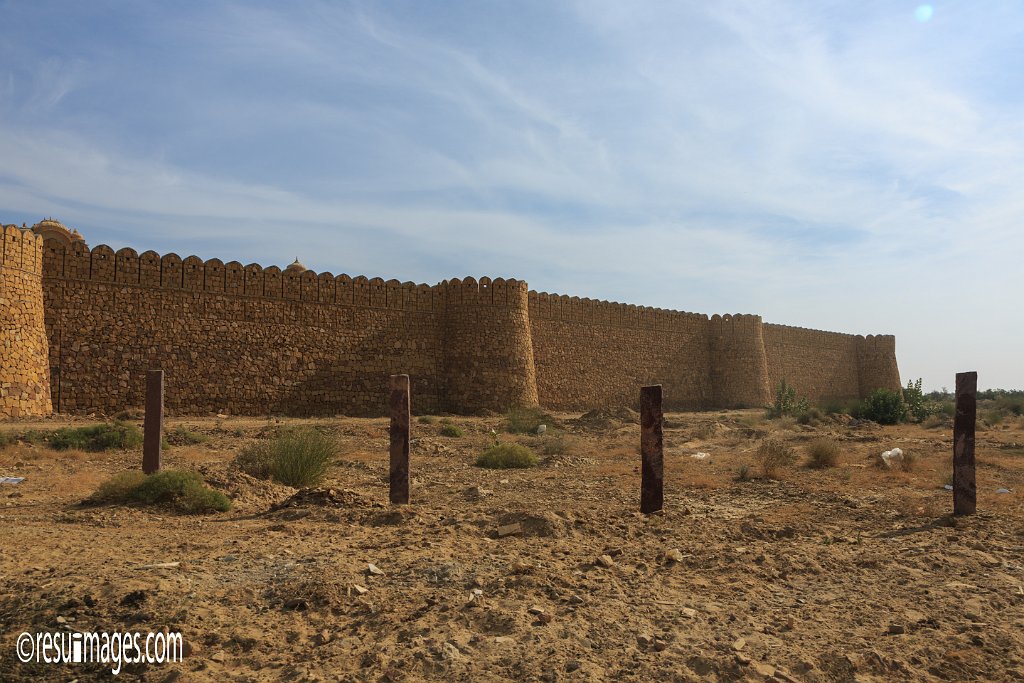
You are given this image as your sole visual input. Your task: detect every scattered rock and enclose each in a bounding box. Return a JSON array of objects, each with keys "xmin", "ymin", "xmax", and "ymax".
[
  {"xmin": 596, "ymin": 555, "xmax": 615, "ymax": 568},
  {"xmin": 528, "ymin": 605, "xmax": 545, "ymax": 615},
  {"xmin": 887, "ymin": 623, "xmax": 906, "ymax": 635},
  {"xmin": 352, "ymin": 584, "xmax": 368, "ymax": 595},
  {"xmin": 367, "ymin": 563, "xmax": 385, "ymax": 576},
  {"xmin": 664, "ymin": 548, "xmax": 685, "ymax": 563},
  {"xmin": 497, "ymin": 522, "xmax": 522, "ymax": 538},
  {"xmin": 732, "ymin": 637, "xmax": 746, "ymax": 651}
]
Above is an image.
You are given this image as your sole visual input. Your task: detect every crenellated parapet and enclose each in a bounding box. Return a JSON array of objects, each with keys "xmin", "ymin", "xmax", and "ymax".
[
  {"xmin": 1, "ymin": 226, "xmax": 52, "ymax": 418},
  {"xmin": 40, "ymin": 240, "xmax": 441, "ymax": 311},
  {"xmin": 5, "ymin": 218, "xmax": 902, "ymax": 417},
  {"xmin": 856, "ymin": 334, "xmax": 901, "ymax": 398}
]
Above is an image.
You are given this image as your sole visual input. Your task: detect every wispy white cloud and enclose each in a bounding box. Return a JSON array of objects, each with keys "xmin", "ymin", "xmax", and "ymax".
[{"xmin": 1, "ymin": 0, "xmax": 1022, "ymax": 389}]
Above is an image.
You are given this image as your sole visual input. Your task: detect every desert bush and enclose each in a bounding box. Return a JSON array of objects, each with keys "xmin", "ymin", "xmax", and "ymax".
[
  {"xmin": 417, "ymin": 416, "xmax": 436, "ymax": 425},
  {"xmin": 755, "ymin": 439, "xmax": 796, "ymax": 478},
  {"xmin": 994, "ymin": 393, "xmax": 1024, "ymax": 417},
  {"xmin": 505, "ymin": 406, "xmax": 554, "ymax": 434},
  {"xmin": 922, "ymin": 414, "xmax": 948, "ymax": 429},
  {"xmin": 766, "ymin": 380, "xmax": 808, "ymax": 419},
  {"xmin": 439, "ymin": 425, "xmax": 464, "ymax": 438},
  {"xmin": 983, "ymin": 410, "xmax": 1004, "ymax": 427},
  {"xmin": 88, "ymin": 470, "xmax": 230, "ymax": 513},
  {"xmin": 796, "ymin": 407, "xmax": 824, "ymax": 426},
  {"xmin": 49, "ymin": 422, "xmax": 144, "ymax": 451},
  {"xmin": 235, "ymin": 428, "xmax": 336, "ymax": 487},
  {"xmin": 860, "ymin": 389, "xmax": 906, "ymax": 425},
  {"xmin": 805, "ymin": 438, "xmax": 840, "ymax": 469},
  {"xmin": 166, "ymin": 426, "xmax": 209, "ymax": 446},
  {"xmin": 0, "ymin": 431, "xmax": 9, "ymax": 449},
  {"xmin": 536, "ymin": 433, "xmax": 573, "ymax": 456},
  {"xmin": 475, "ymin": 443, "xmax": 538, "ymax": 469},
  {"xmin": 693, "ymin": 422, "xmax": 719, "ymax": 439},
  {"xmin": 735, "ymin": 464, "xmax": 752, "ymax": 482}
]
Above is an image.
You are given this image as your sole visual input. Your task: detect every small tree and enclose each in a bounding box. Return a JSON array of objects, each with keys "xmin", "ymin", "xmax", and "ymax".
[
  {"xmin": 903, "ymin": 378, "xmax": 932, "ymax": 422},
  {"xmin": 766, "ymin": 379, "xmax": 808, "ymax": 419}
]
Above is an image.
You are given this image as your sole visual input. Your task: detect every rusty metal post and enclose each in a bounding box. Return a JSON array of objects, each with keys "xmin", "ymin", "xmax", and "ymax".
[
  {"xmin": 143, "ymin": 370, "xmax": 164, "ymax": 474},
  {"xmin": 953, "ymin": 371, "xmax": 977, "ymax": 516},
  {"xmin": 389, "ymin": 374, "xmax": 411, "ymax": 504},
  {"xmin": 640, "ymin": 384, "xmax": 664, "ymax": 514}
]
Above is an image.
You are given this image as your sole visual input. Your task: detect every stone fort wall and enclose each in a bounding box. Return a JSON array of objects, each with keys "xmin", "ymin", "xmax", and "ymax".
[
  {"xmin": 0, "ymin": 227, "xmax": 52, "ymax": 417},
  {"xmin": 0, "ymin": 224, "xmax": 902, "ymax": 418}
]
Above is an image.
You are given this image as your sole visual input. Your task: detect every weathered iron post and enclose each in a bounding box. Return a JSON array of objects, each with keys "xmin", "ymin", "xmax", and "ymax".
[
  {"xmin": 953, "ymin": 371, "xmax": 977, "ymax": 516},
  {"xmin": 143, "ymin": 370, "xmax": 164, "ymax": 474},
  {"xmin": 389, "ymin": 374, "xmax": 411, "ymax": 504},
  {"xmin": 640, "ymin": 384, "xmax": 664, "ymax": 514}
]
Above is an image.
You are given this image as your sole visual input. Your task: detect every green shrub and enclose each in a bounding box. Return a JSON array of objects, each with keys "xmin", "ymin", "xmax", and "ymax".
[
  {"xmin": 0, "ymin": 431, "xmax": 9, "ymax": 449},
  {"xmin": 417, "ymin": 416, "xmax": 436, "ymax": 425},
  {"xmin": 439, "ymin": 425, "xmax": 464, "ymax": 438},
  {"xmin": 49, "ymin": 422, "xmax": 144, "ymax": 451},
  {"xmin": 235, "ymin": 428, "xmax": 336, "ymax": 487},
  {"xmin": 88, "ymin": 470, "xmax": 230, "ymax": 513},
  {"xmin": 805, "ymin": 438, "xmax": 840, "ymax": 469},
  {"xmin": 903, "ymin": 378, "xmax": 934, "ymax": 422},
  {"xmin": 475, "ymin": 443, "xmax": 538, "ymax": 469},
  {"xmin": 860, "ymin": 389, "xmax": 906, "ymax": 425},
  {"xmin": 766, "ymin": 380, "xmax": 808, "ymax": 419},
  {"xmin": 756, "ymin": 439, "xmax": 796, "ymax": 478},
  {"xmin": 505, "ymin": 406, "xmax": 554, "ymax": 434},
  {"xmin": 166, "ymin": 426, "xmax": 209, "ymax": 446},
  {"xmin": 994, "ymin": 394, "xmax": 1024, "ymax": 417}
]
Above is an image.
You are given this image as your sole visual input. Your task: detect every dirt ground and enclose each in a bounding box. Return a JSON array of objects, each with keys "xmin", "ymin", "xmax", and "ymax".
[{"xmin": 1, "ymin": 408, "xmax": 1023, "ymax": 682}]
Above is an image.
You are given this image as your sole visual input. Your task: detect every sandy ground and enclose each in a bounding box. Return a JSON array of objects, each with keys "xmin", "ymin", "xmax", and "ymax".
[{"xmin": 1, "ymin": 409, "xmax": 1023, "ymax": 682}]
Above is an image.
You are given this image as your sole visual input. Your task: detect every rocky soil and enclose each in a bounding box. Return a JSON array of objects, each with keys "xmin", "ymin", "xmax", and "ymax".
[{"xmin": 1, "ymin": 409, "xmax": 1023, "ymax": 682}]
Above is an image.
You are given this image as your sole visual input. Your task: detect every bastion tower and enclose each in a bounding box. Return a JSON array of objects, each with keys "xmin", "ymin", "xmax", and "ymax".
[{"xmin": 0, "ymin": 225, "xmax": 52, "ymax": 418}]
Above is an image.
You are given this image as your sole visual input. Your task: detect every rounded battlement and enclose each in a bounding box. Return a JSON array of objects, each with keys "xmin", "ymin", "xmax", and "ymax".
[
  {"xmin": 708, "ymin": 311, "xmax": 770, "ymax": 408},
  {"xmin": 1, "ymin": 226, "xmax": 52, "ymax": 418},
  {"xmin": 857, "ymin": 334, "xmax": 901, "ymax": 397},
  {"xmin": 440, "ymin": 276, "xmax": 538, "ymax": 413}
]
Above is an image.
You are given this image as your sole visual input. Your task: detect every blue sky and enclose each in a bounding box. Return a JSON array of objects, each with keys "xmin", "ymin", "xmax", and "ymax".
[{"xmin": 2, "ymin": 1, "xmax": 1022, "ymax": 391}]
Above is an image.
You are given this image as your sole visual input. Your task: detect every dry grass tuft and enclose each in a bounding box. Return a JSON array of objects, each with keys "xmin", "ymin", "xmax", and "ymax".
[
  {"xmin": 756, "ymin": 439, "xmax": 796, "ymax": 478},
  {"xmin": 805, "ymin": 438, "xmax": 840, "ymax": 469}
]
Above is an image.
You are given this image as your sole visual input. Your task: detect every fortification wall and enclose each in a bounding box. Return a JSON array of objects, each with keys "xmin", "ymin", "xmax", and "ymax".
[
  {"xmin": 857, "ymin": 334, "xmax": 902, "ymax": 397},
  {"xmin": 709, "ymin": 314, "xmax": 772, "ymax": 408},
  {"xmin": 0, "ymin": 219, "xmax": 902, "ymax": 418},
  {"xmin": 528, "ymin": 293, "xmax": 713, "ymax": 411},
  {"xmin": 441, "ymin": 277, "xmax": 538, "ymax": 413},
  {"xmin": 763, "ymin": 323, "xmax": 863, "ymax": 403},
  {"xmin": 41, "ymin": 241, "xmax": 447, "ymax": 416},
  {"xmin": 0, "ymin": 227, "xmax": 52, "ymax": 417}
]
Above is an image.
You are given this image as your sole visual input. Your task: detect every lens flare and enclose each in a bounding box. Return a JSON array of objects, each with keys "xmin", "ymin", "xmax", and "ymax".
[{"xmin": 915, "ymin": 4, "xmax": 934, "ymax": 22}]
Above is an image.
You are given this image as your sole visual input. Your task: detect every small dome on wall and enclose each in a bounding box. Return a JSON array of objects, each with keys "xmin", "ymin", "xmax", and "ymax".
[{"xmin": 31, "ymin": 218, "xmax": 88, "ymax": 248}]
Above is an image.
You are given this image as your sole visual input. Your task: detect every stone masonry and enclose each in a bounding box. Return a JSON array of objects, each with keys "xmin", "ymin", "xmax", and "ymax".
[{"xmin": 0, "ymin": 221, "xmax": 902, "ymax": 419}]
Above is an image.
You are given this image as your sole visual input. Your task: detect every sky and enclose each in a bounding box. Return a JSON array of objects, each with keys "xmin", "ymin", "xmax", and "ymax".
[{"xmin": 1, "ymin": 1, "xmax": 1022, "ymax": 392}]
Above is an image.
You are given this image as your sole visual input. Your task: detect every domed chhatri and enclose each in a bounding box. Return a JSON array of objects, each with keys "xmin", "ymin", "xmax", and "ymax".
[
  {"xmin": 31, "ymin": 218, "xmax": 88, "ymax": 248},
  {"xmin": 285, "ymin": 257, "xmax": 308, "ymax": 273}
]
